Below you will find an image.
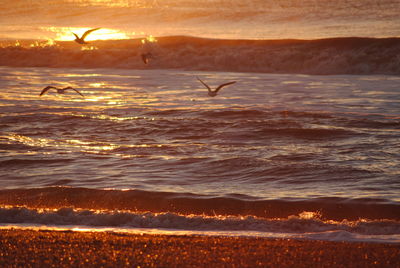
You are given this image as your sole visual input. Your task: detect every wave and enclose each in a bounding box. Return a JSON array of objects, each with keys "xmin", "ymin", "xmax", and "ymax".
[
  {"xmin": 0, "ymin": 158, "xmax": 73, "ymax": 168},
  {"xmin": 1, "ymin": 36, "xmax": 399, "ymax": 75},
  {"xmin": 0, "ymin": 206, "xmax": 399, "ymax": 241},
  {"xmin": 0, "ymin": 109, "xmax": 365, "ymax": 144},
  {"xmin": 0, "ymin": 187, "xmax": 399, "ymax": 221}
]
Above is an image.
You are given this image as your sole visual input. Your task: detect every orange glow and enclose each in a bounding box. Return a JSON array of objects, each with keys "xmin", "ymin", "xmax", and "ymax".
[
  {"xmin": 81, "ymin": 46, "xmax": 98, "ymax": 51},
  {"xmin": 141, "ymin": 35, "xmax": 158, "ymax": 44},
  {"xmin": 42, "ymin": 27, "xmax": 135, "ymax": 41},
  {"xmin": 29, "ymin": 39, "xmax": 56, "ymax": 48},
  {"xmin": 64, "ymin": 0, "xmax": 157, "ymax": 8}
]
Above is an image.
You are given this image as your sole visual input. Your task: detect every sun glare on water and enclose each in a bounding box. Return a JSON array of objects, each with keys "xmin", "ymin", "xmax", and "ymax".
[
  {"xmin": 141, "ymin": 35, "xmax": 157, "ymax": 44},
  {"xmin": 43, "ymin": 27, "xmax": 134, "ymax": 41}
]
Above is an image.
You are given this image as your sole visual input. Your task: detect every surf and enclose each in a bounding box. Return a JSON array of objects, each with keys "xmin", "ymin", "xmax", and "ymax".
[{"xmin": 1, "ymin": 36, "xmax": 399, "ymax": 75}]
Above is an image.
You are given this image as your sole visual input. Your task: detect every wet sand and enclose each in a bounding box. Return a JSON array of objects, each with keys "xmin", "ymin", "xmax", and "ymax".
[{"xmin": 0, "ymin": 229, "xmax": 399, "ymax": 267}]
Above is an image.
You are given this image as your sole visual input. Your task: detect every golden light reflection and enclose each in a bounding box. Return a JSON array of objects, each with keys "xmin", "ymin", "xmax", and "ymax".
[
  {"xmin": 77, "ymin": 87, "xmax": 128, "ymax": 106},
  {"xmin": 4, "ymin": 132, "xmax": 180, "ymax": 159},
  {"xmin": 101, "ymin": 115, "xmax": 141, "ymax": 121},
  {"xmin": 66, "ymin": 139, "xmax": 118, "ymax": 151},
  {"xmin": 5, "ymin": 134, "xmax": 49, "ymax": 148},
  {"xmin": 141, "ymin": 35, "xmax": 157, "ymax": 44},
  {"xmin": 81, "ymin": 46, "xmax": 98, "ymax": 51},
  {"xmin": 29, "ymin": 39, "xmax": 56, "ymax": 48},
  {"xmin": 68, "ymin": 113, "xmax": 143, "ymax": 121},
  {"xmin": 298, "ymin": 211, "xmax": 321, "ymax": 220},
  {"xmin": 63, "ymin": 74, "xmax": 101, "ymax": 77},
  {"xmin": 4, "ymin": 134, "xmax": 118, "ymax": 154},
  {"xmin": 89, "ymin": 82, "xmax": 106, "ymax": 88},
  {"xmin": 42, "ymin": 27, "xmax": 134, "ymax": 42},
  {"xmin": 85, "ymin": 96, "xmax": 113, "ymax": 102}
]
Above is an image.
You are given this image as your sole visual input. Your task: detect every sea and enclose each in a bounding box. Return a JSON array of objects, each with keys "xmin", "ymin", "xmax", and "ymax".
[{"xmin": 0, "ymin": 0, "xmax": 399, "ymax": 243}]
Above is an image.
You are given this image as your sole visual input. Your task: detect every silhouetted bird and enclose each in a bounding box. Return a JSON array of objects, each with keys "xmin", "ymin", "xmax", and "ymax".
[
  {"xmin": 73, "ymin": 28, "xmax": 101, "ymax": 44},
  {"xmin": 39, "ymin": 86, "xmax": 84, "ymax": 97},
  {"xmin": 196, "ymin": 77, "xmax": 236, "ymax": 97},
  {"xmin": 141, "ymin": 52, "xmax": 153, "ymax": 64}
]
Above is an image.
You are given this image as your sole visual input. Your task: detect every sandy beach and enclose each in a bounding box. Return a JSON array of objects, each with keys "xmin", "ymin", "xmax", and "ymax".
[{"xmin": 0, "ymin": 229, "xmax": 398, "ymax": 267}]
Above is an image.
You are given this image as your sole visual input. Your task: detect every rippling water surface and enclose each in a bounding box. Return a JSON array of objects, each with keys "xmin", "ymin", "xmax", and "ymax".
[
  {"xmin": 1, "ymin": 66, "xmax": 399, "ymax": 196},
  {"xmin": 1, "ymin": 66, "xmax": 399, "ymax": 241},
  {"xmin": 1, "ymin": 0, "xmax": 400, "ymax": 244}
]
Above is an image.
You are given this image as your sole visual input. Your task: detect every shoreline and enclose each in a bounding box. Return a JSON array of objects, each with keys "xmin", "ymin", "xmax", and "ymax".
[{"xmin": 0, "ymin": 229, "xmax": 399, "ymax": 267}]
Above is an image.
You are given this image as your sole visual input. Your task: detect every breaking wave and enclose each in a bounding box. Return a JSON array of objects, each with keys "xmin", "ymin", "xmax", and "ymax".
[
  {"xmin": 1, "ymin": 36, "xmax": 399, "ymax": 75},
  {"xmin": 0, "ymin": 187, "xmax": 399, "ymax": 221},
  {"xmin": 1, "ymin": 206, "xmax": 399, "ymax": 244}
]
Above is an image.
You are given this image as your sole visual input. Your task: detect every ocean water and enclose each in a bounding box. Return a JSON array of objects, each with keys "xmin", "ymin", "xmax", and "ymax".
[{"xmin": 0, "ymin": 0, "xmax": 399, "ymax": 243}]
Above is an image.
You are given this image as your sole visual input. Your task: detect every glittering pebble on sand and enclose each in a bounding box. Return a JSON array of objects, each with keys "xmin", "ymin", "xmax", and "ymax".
[
  {"xmin": 73, "ymin": 28, "xmax": 101, "ymax": 45},
  {"xmin": 40, "ymin": 86, "xmax": 84, "ymax": 97},
  {"xmin": 196, "ymin": 77, "xmax": 236, "ymax": 97}
]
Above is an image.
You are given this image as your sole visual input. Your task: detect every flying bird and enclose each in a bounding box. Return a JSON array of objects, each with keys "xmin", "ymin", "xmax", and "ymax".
[
  {"xmin": 196, "ymin": 77, "xmax": 236, "ymax": 97},
  {"xmin": 72, "ymin": 28, "xmax": 101, "ymax": 44},
  {"xmin": 141, "ymin": 52, "xmax": 153, "ymax": 64},
  {"xmin": 39, "ymin": 86, "xmax": 84, "ymax": 97}
]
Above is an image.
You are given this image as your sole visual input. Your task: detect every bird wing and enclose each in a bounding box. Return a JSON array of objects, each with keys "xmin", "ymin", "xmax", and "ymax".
[
  {"xmin": 72, "ymin": 33, "xmax": 80, "ymax": 40},
  {"xmin": 81, "ymin": 28, "xmax": 101, "ymax": 41},
  {"xmin": 215, "ymin": 81, "xmax": 236, "ymax": 93},
  {"xmin": 196, "ymin": 77, "xmax": 212, "ymax": 91},
  {"xmin": 40, "ymin": 86, "xmax": 56, "ymax": 96},
  {"xmin": 64, "ymin": 87, "xmax": 84, "ymax": 97}
]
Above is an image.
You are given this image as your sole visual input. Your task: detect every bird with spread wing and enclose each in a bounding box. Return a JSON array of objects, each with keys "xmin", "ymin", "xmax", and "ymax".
[
  {"xmin": 196, "ymin": 77, "xmax": 236, "ymax": 97},
  {"xmin": 73, "ymin": 28, "xmax": 101, "ymax": 44},
  {"xmin": 39, "ymin": 86, "xmax": 84, "ymax": 97}
]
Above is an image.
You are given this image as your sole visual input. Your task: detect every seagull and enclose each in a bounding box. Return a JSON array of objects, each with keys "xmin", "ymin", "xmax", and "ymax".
[
  {"xmin": 141, "ymin": 52, "xmax": 153, "ymax": 64},
  {"xmin": 196, "ymin": 77, "xmax": 236, "ymax": 97},
  {"xmin": 39, "ymin": 86, "xmax": 84, "ymax": 97},
  {"xmin": 72, "ymin": 28, "xmax": 101, "ymax": 44}
]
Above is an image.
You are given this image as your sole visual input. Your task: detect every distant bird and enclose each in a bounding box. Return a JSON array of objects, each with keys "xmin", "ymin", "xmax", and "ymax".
[
  {"xmin": 39, "ymin": 86, "xmax": 84, "ymax": 97},
  {"xmin": 72, "ymin": 28, "xmax": 101, "ymax": 44},
  {"xmin": 141, "ymin": 52, "xmax": 153, "ymax": 64},
  {"xmin": 196, "ymin": 77, "xmax": 236, "ymax": 97}
]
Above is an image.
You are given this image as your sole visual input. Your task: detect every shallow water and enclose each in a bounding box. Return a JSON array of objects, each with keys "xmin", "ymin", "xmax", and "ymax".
[
  {"xmin": 1, "ymin": 67, "xmax": 399, "ymax": 229},
  {"xmin": 1, "ymin": 67, "xmax": 399, "ymax": 198}
]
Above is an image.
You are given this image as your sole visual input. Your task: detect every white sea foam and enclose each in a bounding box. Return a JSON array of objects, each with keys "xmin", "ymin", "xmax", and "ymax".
[{"xmin": 0, "ymin": 207, "xmax": 399, "ymax": 243}]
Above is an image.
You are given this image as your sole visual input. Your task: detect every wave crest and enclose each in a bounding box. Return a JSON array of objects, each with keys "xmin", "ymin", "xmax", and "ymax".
[
  {"xmin": 1, "ymin": 36, "xmax": 399, "ymax": 75},
  {"xmin": 0, "ymin": 187, "xmax": 399, "ymax": 221},
  {"xmin": 1, "ymin": 206, "xmax": 399, "ymax": 237}
]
